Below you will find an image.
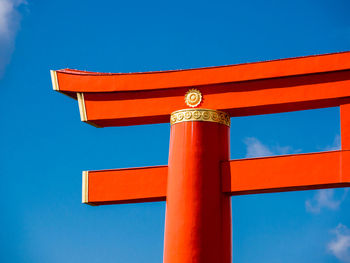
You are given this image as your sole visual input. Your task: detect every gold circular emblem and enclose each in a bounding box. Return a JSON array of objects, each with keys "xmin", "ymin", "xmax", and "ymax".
[
  {"xmin": 193, "ymin": 111, "xmax": 201, "ymax": 119},
  {"xmin": 185, "ymin": 89, "xmax": 202, "ymax": 108},
  {"xmin": 184, "ymin": 111, "xmax": 192, "ymax": 119},
  {"xmin": 220, "ymin": 113, "xmax": 226, "ymax": 121},
  {"xmin": 211, "ymin": 112, "xmax": 218, "ymax": 121},
  {"xmin": 202, "ymin": 111, "xmax": 210, "ymax": 120}
]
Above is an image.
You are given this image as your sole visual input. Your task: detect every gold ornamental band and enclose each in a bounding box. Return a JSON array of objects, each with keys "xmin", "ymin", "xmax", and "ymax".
[{"xmin": 170, "ymin": 109, "xmax": 230, "ymax": 127}]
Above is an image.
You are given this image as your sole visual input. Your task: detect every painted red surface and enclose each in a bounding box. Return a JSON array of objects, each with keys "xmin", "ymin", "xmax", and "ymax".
[
  {"xmin": 53, "ymin": 51, "xmax": 350, "ymax": 127},
  {"xmin": 56, "ymin": 51, "xmax": 350, "ymax": 93},
  {"xmin": 88, "ymin": 166, "xmax": 167, "ymax": 205},
  {"xmin": 53, "ymin": 51, "xmax": 350, "ymax": 263},
  {"xmin": 163, "ymin": 121, "xmax": 231, "ymax": 263},
  {"xmin": 341, "ymin": 103, "xmax": 350, "ymax": 150},
  {"xmin": 86, "ymin": 150, "xmax": 350, "ymax": 205},
  {"xmin": 83, "ymin": 72, "xmax": 350, "ymax": 127},
  {"xmin": 222, "ymin": 150, "xmax": 350, "ymax": 195}
]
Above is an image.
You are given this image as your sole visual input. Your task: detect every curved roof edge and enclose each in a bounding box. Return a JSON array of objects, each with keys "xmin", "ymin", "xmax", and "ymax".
[{"xmin": 51, "ymin": 51, "xmax": 350, "ymax": 94}]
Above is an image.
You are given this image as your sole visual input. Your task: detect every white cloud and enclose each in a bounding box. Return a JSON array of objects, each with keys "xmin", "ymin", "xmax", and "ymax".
[
  {"xmin": 328, "ymin": 224, "xmax": 350, "ymax": 263},
  {"xmin": 0, "ymin": 0, "xmax": 26, "ymax": 77},
  {"xmin": 305, "ymin": 189, "xmax": 348, "ymax": 214},
  {"xmin": 243, "ymin": 137, "xmax": 300, "ymax": 158},
  {"xmin": 244, "ymin": 137, "xmax": 273, "ymax": 158},
  {"xmin": 323, "ymin": 134, "xmax": 341, "ymax": 151}
]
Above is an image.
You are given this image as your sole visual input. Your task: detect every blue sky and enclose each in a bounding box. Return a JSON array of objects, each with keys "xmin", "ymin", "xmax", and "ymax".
[{"xmin": 0, "ymin": 0, "xmax": 350, "ymax": 262}]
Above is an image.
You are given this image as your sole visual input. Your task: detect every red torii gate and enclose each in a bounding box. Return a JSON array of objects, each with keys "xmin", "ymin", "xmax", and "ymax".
[{"xmin": 51, "ymin": 51, "xmax": 350, "ymax": 263}]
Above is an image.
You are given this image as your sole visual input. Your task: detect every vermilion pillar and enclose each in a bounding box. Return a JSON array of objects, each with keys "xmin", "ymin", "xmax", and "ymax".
[{"xmin": 163, "ymin": 109, "xmax": 232, "ymax": 263}]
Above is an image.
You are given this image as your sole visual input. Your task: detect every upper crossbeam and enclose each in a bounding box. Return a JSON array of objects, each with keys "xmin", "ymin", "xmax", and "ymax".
[{"xmin": 51, "ymin": 51, "xmax": 350, "ymax": 127}]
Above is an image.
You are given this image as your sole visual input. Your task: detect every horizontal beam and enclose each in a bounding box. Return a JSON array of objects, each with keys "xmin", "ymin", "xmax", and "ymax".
[
  {"xmin": 83, "ymin": 151, "xmax": 350, "ymax": 205},
  {"xmin": 83, "ymin": 70, "xmax": 350, "ymax": 127},
  {"xmin": 55, "ymin": 52, "xmax": 350, "ymax": 93},
  {"xmin": 52, "ymin": 51, "xmax": 350, "ymax": 127},
  {"xmin": 83, "ymin": 165, "xmax": 167, "ymax": 205},
  {"xmin": 222, "ymin": 150, "xmax": 350, "ymax": 195}
]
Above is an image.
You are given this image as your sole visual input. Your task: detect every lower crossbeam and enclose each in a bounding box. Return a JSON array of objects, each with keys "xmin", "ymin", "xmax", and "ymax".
[
  {"xmin": 82, "ymin": 150, "xmax": 350, "ymax": 205},
  {"xmin": 222, "ymin": 150, "xmax": 350, "ymax": 195},
  {"xmin": 82, "ymin": 165, "xmax": 167, "ymax": 205}
]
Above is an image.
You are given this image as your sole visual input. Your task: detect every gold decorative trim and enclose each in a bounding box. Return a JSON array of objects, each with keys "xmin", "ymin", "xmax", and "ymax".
[
  {"xmin": 50, "ymin": 70, "xmax": 59, "ymax": 91},
  {"xmin": 82, "ymin": 171, "xmax": 98, "ymax": 206},
  {"xmin": 77, "ymin": 92, "xmax": 88, "ymax": 122},
  {"xmin": 170, "ymin": 108, "xmax": 230, "ymax": 127},
  {"xmin": 82, "ymin": 171, "xmax": 89, "ymax": 204},
  {"xmin": 185, "ymin": 89, "xmax": 202, "ymax": 107},
  {"xmin": 76, "ymin": 93, "xmax": 102, "ymax": 128}
]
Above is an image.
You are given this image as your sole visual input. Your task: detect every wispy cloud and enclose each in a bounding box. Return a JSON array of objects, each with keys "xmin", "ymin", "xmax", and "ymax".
[
  {"xmin": 328, "ymin": 224, "xmax": 350, "ymax": 263},
  {"xmin": 243, "ymin": 137, "xmax": 300, "ymax": 158},
  {"xmin": 0, "ymin": 0, "xmax": 27, "ymax": 77},
  {"xmin": 305, "ymin": 135, "xmax": 345, "ymax": 213},
  {"xmin": 305, "ymin": 189, "xmax": 348, "ymax": 214},
  {"xmin": 244, "ymin": 137, "xmax": 272, "ymax": 158},
  {"xmin": 323, "ymin": 134, "xmax": 341, "ymax": 151}
]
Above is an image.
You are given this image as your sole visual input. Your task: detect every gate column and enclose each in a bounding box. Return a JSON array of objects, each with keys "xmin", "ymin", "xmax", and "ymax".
[{"xmin": 164, "ymin": 109, "xmax": 232, "ymax": 263}]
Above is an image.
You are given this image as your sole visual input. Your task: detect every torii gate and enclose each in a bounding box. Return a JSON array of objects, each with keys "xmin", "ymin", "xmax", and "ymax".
[{"xmin": 51, "ymin": 51, "xmax": 350, "ymax": 263}]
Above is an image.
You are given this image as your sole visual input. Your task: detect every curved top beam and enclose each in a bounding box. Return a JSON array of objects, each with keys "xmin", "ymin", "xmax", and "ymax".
[
  {"xmin": 51, "ymin": 51, "xmax": 350, "ymax": 127},
  {"xmin": 53, "ymin": 51, "xmax": 350, "ymax": 94}
]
